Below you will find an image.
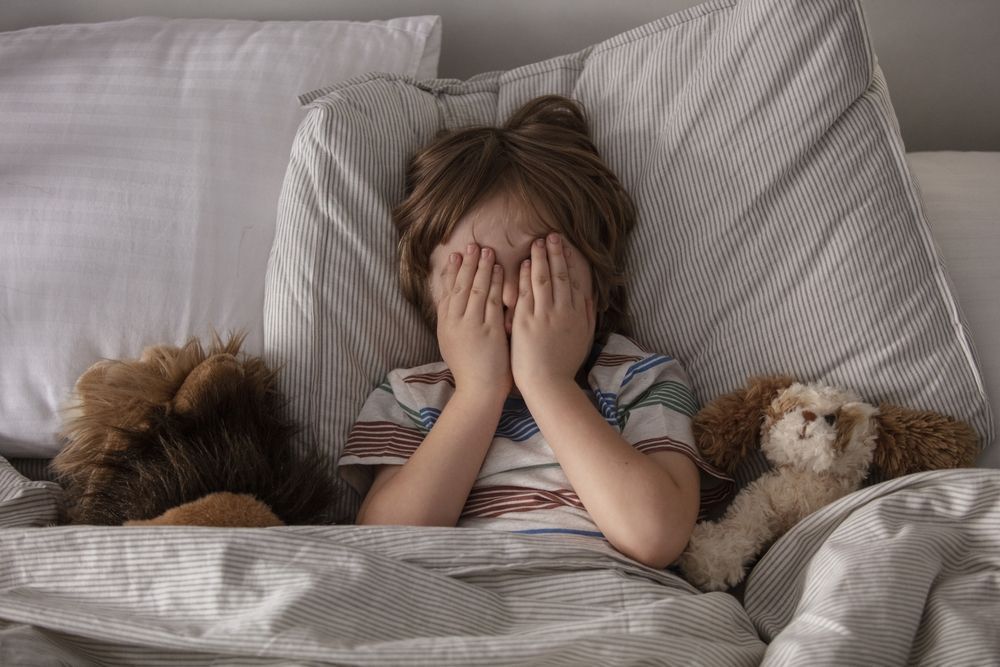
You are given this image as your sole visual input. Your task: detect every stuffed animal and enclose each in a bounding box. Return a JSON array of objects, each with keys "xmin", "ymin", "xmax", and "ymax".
[
  {"xmin": 677, "ymin": 375, "xmax": 979, "ymax": 592},
  {"xmin": 51, "ymin": 333, "xmax": 336, "ymax": 527}
]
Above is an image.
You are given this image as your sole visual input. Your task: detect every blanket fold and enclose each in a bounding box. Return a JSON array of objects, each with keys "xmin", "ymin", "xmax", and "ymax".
[{"xmin": 1, "ymin": 455, "xmax": 997, "ymax": 665}]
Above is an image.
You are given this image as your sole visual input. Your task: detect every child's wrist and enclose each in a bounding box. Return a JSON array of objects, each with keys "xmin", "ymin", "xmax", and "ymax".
[
  {"xmin": 516, "ymin": 374, "xmax": 579, "ymax": 402},
  {"xmin": 451, "ymin": 383, "xmax": 509, "ymax": 411}
]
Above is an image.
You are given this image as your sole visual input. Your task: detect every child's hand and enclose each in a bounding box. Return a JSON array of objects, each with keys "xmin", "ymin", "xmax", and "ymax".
[
  {"xmin": 510, "ymin": 233, "xmax": 595, "ymax": 394},
  {"xmin": 437, "ymin": 243, "xmax": 512, "ymax": 399}
]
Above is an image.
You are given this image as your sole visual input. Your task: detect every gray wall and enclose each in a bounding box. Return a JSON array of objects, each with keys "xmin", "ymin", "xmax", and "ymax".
[{"xmin": 2, "ymin": 0, "xmax": 998, "ymax": 151}]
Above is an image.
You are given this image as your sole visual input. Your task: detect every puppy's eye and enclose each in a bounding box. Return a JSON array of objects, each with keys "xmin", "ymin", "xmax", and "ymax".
[{"xmin": 824, "ymin": 414, "xmax": 836, "ymax": 426}]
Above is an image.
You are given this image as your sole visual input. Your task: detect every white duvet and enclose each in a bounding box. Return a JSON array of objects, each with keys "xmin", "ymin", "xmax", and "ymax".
[{"xmin": 1, "ymin": 461, "xmax": 997, "ymax": 665}]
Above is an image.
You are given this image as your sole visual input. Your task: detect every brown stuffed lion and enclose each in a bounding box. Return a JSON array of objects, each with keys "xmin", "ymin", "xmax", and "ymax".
[{"xmin": 51, "ymin": 333, "xmax": 335, "ymax": 527}]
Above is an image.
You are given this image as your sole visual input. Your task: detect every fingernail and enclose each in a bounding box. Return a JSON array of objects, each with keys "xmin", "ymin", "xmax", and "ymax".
[
  {"xmin": 534, "ymin": 238, "xmax": 545, "ymax": 248},
  {"xmin": 450, "ymin": 253, "xmax": 460, "ymax": 264},
  {"xmin": 482, "ymin": 247, "xmax": 492, "ymax": 259},
  {"xmin": 522, "ymin": 259, "xmax": 531, "ymax": 268},
  {"xmin": 467, "ymin": 243, "xmax": 476, "ymax": 254},
  {"xmin": 493, "ymin": 264, "xmax": 502, "ymax": 275},
  {"xmin": 548, "ymin": 233, "xmax": 560, "ymax": 244}
]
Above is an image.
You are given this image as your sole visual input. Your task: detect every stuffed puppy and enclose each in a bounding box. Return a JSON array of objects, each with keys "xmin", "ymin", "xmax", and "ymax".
[
  {"xmin": 677, "ymin": 375, "xmax": 979, "ymax": 592},
  {"xmin": 51, "ymin": 333, "xmax": 336, "ymax": 527}
]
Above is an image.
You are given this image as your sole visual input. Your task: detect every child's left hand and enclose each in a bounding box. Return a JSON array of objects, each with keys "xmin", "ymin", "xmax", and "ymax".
[{"xmin": 510, "ymin": 233, "xmax": 595, "ymax": 394}]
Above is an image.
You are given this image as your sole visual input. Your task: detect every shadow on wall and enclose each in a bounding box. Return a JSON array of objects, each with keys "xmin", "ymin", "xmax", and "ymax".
[{"xmin": 0, "ymin": 0, "xmax": 997, "ymax": 149}]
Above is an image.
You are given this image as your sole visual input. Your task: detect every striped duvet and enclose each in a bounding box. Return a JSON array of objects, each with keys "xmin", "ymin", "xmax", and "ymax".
[{"xmin": 1, "ymin": 459, "xmax": 997, "ymax": 664}]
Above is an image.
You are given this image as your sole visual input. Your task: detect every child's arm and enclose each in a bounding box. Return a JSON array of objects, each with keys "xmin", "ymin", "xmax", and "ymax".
[
  {"xmin": 357, "ymin": 244, "xmax": 510, "ymax": 527},
  {"xmin": 356, "ymin": 389, "xmax": 506, "ymax": 526},
  {"xmin": 519, "ymin": 379, "xmax": 699, "ymax": 569},
  {"xmin": 511, "ymin": 234, "xmax": 699, "ymax": 569}
]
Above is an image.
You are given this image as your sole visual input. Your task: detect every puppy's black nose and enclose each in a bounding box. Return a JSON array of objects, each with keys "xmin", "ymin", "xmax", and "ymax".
[{"xmin": 824, "ymin": 414, "xmax": 836, "ymax": 426}]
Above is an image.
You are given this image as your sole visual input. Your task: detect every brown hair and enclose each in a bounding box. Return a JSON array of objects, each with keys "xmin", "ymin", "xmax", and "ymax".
[{"xmin": 392, "ymin": 95, "xmax": 637, "ymax": 343}]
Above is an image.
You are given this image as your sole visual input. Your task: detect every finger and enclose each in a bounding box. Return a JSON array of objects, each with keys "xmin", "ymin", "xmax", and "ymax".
[
  {"xmin": 485, "ymin": 263, "xmax": 504, "ymax": 327},
  {"xmin": 517, "ymin": 257, "xmax": 534, "ymax": 317},
  {"xmin": 466, "ymin": 246, "xmax": 495, "ymax": 319},
  {"xmin": 546, "ymin": 233, "xmax": 573, "ymax": 308},
  {"xmin": 437, "ymin": 251, "xmax": 461, "ymax": 316},
  {"xmin": 449, "ymin": 243, "xmax": 480, "ymax": 317},
  {"xmin": 563, "ymin": 241, "xmax": 583, "ymax": 308},
  {"xmin": 564, "ymin": 244, "xmax": 585, "ymax": 307},
  {"xmin": 530, "ymin": 237, "xmax": 552, "ymax": 311},
  {"xmin": 586, "ymin": 296, "xmax": 597, "ymax": 336}
]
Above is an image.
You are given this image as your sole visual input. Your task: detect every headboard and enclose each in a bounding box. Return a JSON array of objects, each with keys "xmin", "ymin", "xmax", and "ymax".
[{"xmin": 3, "ymin": 0, "xmax": 998, "ymax": 151}]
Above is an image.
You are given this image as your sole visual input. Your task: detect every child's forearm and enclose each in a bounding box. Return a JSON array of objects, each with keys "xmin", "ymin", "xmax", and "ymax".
[
  {"xmin": 356, "ymin": 389, "xmax": 505, "ymax": 527},
  {"xmin": 520, "ymin": 379, "xmax": 699, "ymax": 569}
]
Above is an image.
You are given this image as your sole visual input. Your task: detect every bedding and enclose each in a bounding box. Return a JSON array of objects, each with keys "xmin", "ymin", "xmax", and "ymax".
[
  {"xmin": 264, "ymin": 0, "xmax": 993, "ymax": 524},
  {"xmin": 1, "ymin": 457, "xmax": 998, "ymax": 664},
  {"xmin": 0, "ymin": 14, "xmax": 442, "ymax": 458},
  {"xmin": 2, "ymin": 0, "xmax": 999, "ymax": 664}
]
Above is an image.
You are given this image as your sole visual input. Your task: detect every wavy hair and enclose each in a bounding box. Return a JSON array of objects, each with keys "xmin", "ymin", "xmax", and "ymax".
[{"xmin": 393, "ymin": 95, "xmax": 637, "ymax": 343}]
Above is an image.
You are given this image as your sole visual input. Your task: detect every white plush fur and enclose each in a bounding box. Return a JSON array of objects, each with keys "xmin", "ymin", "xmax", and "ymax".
[{"xmin": 678, "ymin": 382, "xmax": 879, "ymax": 591}]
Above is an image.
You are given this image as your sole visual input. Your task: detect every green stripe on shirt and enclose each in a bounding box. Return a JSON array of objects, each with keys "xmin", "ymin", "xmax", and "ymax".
[{"xmin": 621, "ymin": 381, "xmax": 699, "ymax": 418}]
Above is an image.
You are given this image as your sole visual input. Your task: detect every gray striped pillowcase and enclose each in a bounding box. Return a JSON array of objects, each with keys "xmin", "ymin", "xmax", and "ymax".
[{"xmin": 264, "ymin": 0, "xmax": 994, "ymax": 520}]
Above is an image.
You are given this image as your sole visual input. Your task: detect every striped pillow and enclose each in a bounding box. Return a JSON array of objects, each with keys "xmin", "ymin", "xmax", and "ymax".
[{"xmin": 265, "ymin": 0, "xmax": 994, "ymax": 521}]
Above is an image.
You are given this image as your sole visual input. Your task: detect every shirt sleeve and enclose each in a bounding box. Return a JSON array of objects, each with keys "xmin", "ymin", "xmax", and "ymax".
[
  {"xmin": 606, "ymin": 339, "xmax": 735, "ymax": 518},
  {"xmin": 338, "ymin": 372, "xmax": 428, "ymax": 497}
]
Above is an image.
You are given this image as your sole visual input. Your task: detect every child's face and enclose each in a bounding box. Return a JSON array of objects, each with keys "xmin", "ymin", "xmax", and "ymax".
[{"xmin": 428, "ymin": 192, "xmax": 594, "ymax": 336}]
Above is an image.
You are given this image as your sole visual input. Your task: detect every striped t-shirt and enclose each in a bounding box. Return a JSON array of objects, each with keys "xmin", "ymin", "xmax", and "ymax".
[{"xmin": 339, "ymin": 333, "xmax": 733, "ymax": 538}]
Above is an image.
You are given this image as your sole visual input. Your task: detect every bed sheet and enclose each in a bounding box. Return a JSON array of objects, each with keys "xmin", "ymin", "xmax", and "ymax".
[{"xmin": 1, "ymin": 460, "xmax": 997, "ymax": 665}]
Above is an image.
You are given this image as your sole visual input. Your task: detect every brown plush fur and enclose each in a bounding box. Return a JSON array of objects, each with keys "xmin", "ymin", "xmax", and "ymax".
[
  {"xmin": 873, "ymin": 404, "xmax": 979, "ymax": 477},
  {"xmin": 51, "ymin": 333, "xmax": 337, "ymax": 526},
  {"xmin": 679, "ymin": 376, "xmax": 981, "ymax": 591},
  {"xmin": 693, "ymin": 376, "xmax": 980, "ymax": 478},
  {"xmin": 693, "ymin": 375, "xmax": 794, "ymax": 474},
  {"xmin": 125, "ymin": 492, "xmax": 283, "ymax": 528}
]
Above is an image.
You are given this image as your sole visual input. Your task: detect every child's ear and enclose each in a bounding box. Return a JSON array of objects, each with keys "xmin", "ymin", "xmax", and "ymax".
[
  {"xmin": 872, "ymin": 404, "xmax": 980, "ymax": 477},
  {"xmin": 693, "ymin": 375, "xmax": 794, "ymax": 474}
]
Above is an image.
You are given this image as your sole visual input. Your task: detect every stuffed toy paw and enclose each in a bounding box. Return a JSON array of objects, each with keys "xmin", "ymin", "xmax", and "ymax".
[
  {"xmin": 124, "ymin": 492, "xmax": 284, "ymax": 528},
  {"xmin": 52, "ymin": 333, "xmax": 336, "ymax": 526},
  {"xmin": 678, "ymin": 375, "xmax": 979, "ymax": 592},
  {"xmin": 678, "ymin": 519, "xmax": 753, "ymax": 592}
]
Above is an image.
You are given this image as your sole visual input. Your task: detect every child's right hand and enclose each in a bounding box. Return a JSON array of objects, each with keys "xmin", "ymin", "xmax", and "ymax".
[{"xmin": 436, "ymin": 243, "xmax": 512, "ymax": 399}]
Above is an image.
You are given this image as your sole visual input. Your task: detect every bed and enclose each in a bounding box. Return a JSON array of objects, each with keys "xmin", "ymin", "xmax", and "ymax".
[{"xmin": 1, "ymin": 0, "xmax": 998, "ymax": 664}]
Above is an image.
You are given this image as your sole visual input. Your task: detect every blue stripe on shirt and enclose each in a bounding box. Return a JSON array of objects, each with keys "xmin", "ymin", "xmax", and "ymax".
[
  {"xmin": 417, "ymin": 407, "xmax": 441, "ymax": 430},
  {"xmin": 592, "ymin": 389, "xmax": 621, "ymax": 427},
  {"xmin": 511, "ymin": 528, "xmax": 606, "ymax": 538},
  {"xmin": 621, "ymin": 354, "xmax": 673, "ymax": 387}
]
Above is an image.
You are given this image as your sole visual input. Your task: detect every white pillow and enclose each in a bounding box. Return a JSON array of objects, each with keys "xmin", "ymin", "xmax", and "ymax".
[{"xmin": 0, "ymin": 16, "xmax": 442, "ymax": 458}]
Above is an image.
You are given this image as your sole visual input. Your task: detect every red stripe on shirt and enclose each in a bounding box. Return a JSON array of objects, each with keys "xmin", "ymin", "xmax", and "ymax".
[
  {"xmin": 345, "ymin": 421, "xmax": 425, "ymax": 458},
  {"xmin": 461, "ymin": 486, "xmax": 585, "ymax": 518},
  {"xmin": 592, "ymin": 353, "xmax": 643, "ymax": 368},
  {"xmin": 402, "ymin": 369, "xmax": 455, "ymax": 387}
]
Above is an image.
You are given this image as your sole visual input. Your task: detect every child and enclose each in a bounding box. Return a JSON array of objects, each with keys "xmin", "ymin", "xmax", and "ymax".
[{"xmin": 338, "ymin": 95, "xmax": 731, "ymax": 569}]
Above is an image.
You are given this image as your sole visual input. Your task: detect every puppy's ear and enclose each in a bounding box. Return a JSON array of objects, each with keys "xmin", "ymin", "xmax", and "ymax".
[
  {"xmin": 693, "ymin": 375, "xmax": 794, "ymax": 474},
  {"xmin": 873, "ymin": 404, "xmax": 980, "ymax": 477}
]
